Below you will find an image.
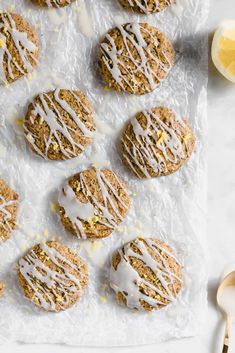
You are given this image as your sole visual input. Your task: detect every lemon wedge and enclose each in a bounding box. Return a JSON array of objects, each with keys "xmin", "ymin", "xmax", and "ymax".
[{"xmin": 212, "ymin": 20, "xmax": 235, "ymax": 82}]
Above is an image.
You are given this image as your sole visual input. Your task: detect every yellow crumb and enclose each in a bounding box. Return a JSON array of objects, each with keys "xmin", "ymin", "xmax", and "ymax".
[
  {"xmin": 35, "ymin": 234, "xmax": 41, "ymax": 241},
  {"xmin": 7, "ymin": 5, "xmax": 14, "ymax": 12},
  {"xmin": 157, "ymin": 131, "xmax": 165, "ymax": 144},
  {"xmin": 100, "ymin": 296, "xmax": 108, "ymax": 304},
  {"xmin": 0, "ymin": 38, "xmax": 5, "ymax": 48},
  {"xmin": 91, "ymin": 163, "xmax": 98, "ymax": 169},
  {"xmin": 16, "ymin": 118, "xmax": 24, "ymax": 126},
  {"xmin": 86, "ymin": 190, "xmax": 92, "ymax": 197},
  {"xmin": 51, "ymin": 202, "xmax": 59, "ymax": 213},
  {"xmin": 183, "ymin": 135, "xmax": 189, "ymax": 143},
  {"xmin": 92, "ymin": 240, "xmax": 102, "ymax": 250},
  {"xmin": 104, "ymin": 86, "xmax": 110, "ymax": 91},
  {"xmin": 102, "ymin": 282, "xmax": 108, "ymax": 291},
  {"xmin": 21, "ymin": 244, "xmax": 29, "ymax": 251},
  {"xmin": 87, "ymin": 216, "xmax": 99, "ymax": 228},
  {"xmin": 55, "ymin": 296, "xmax": 62, "ymax": 302},
  {"xmin": 52, "ymin": 142, "xmax": 59, "ymax": 151},
  {"xmin": 44, "ymin": 229, "xmax": 49, "ymax": 237},
  {"xmin": 27, "ymin": 71, "xmax": 37, "ymax": 81}
]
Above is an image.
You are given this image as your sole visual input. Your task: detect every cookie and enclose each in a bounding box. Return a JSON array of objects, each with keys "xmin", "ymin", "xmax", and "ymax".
[
  {"xmin": 118, "ymin": 0, "xmax": 175, "ymax": 14},
  {"xmin": 24, "ymin": 89, "xmax": 95, "ymax": 161},
  {"xmin": 0, "ymin": 179, "xmax": 19, "ymax": 243},
  {"xmin": 0, "ymin": 281, "xmax": 4, "ymax": 297},
  {"xmin": 121, "ymin": 107, "xmax": 195, "ymax": 178},
  {"xmin": 58, "ymin": 169, "xmax": 131, "ymax": 239},
  {"xmin": 99, "ymin": 23, "xmax": 175, "ymax": 95},
  {"xmin": 0, "ymin": 12, "xmax": 39, "ymax": 85},
  {"xmin": 110, "ymin": 237, "xmax": 183, "ymax": 311},
  {"xmin": 31, "ymin": 0, "xmax": 74, "ymax": 7},
  {"xmin": 18, "ymin": 240, "xmax": 89, "ymax": 312}
]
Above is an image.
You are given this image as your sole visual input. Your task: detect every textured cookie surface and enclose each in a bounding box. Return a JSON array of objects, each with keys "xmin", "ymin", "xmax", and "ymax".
[
  {"xmin": 99, "ymin": 22, "xmax": 175, "ymax": 95},
  {"xmin": 0, "ymin": 281, "xmax": 4, "ymax": 297},
  {"xmin": 24, "ymin": 89, "xmax": 95, "ymax": 161},
  {"xmin": 110, "ymin": 237, "xmax": 183, "ymax": 311},
  {"xmin": 58, "ymin": 169, "xmax": 131, "ymax": 239},
  {"xmin": 118, "ymin": 0, "xmax": 175, "ymax": 14},
  {"xmin": 0, "ymin": 12, "xmax": 39, "ymax": 84},
  {"xmin": 18, "ymin": 240, "xmax": 89, "ymax": 312},
  {"xmin": 121, "ymin": 107, "xmax": 195, "ymax": 178},
  {"xmin": 0, "ymin": 179, "xmax": 19, "ymax": 243},
  {"xmin": 31, "ymin": 0, "xmax": 74, "ymax": 7}
]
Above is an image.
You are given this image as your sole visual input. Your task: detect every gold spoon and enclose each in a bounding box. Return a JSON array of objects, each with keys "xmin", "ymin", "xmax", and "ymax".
[{"xmin": 217, "ymin": 271, "xmax": 235, "ymax": 353}]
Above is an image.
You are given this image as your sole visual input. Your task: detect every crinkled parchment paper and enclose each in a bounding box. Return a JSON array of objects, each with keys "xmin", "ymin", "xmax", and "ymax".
[{"xmin": 0, "ymin": 0, "xmax": 209, "ymax": 346}]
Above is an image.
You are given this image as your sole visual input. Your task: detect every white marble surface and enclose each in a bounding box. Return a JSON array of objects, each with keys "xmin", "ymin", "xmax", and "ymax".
[{"xmin": 3, "ymin": 0, "xmax": 235, "ymax": 352}]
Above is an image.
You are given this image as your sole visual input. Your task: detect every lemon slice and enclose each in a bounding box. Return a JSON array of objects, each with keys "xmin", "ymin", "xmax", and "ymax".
[{"xmin": 212, "ymin": 20, "xmax": 235, "ymax": 83}]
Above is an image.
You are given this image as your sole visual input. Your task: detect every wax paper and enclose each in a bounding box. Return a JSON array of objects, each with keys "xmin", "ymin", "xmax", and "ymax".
[{"xmin": 0, "ymin": 0, "xmax": 209, "ymax": 346}]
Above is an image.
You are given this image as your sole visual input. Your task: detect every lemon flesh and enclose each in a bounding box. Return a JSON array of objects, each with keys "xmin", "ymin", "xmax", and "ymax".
[{"xmin": 212, "ymin": 21, "xmax": 235, "ymax": 82}]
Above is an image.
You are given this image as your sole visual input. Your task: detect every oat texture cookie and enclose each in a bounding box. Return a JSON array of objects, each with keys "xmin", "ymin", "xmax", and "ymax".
[
  {"xmin": 18, "ymin": 240, "xmax": 89, "ymax": 312},
  {"xmin": 24, "ymin": 89, "xmax": 95, "ymax": 161},
  {"xmin": 110, "ymin": 237, "xmax": 183, "ymax": 311},
  {"xmin": 58, "ymin": 169, "xmax": 131, "ymax": 239},
  {"xmin": 0, "ymin": 281, "xmax": 4, "ymax": 297},
  {"xmin": 0, "ymin": 179, "xmax": 19, "ymax": 243},
  {"xmin": 0, "ymin": 12, "xmax": 39, "ymax": 85},
  {"xmin": 118, "ymin": 0, "xmax": 175, "ymax": 14},
  {"xmin": 99, "ymin": 22, "xmax": 175, "ymax": 95},
  {"xmin": 31, "ymin": 0, "xmax": 75, "ymax": 7},
  {"xmin": 121, "ymin": 107, "xmax": 195, "ymax": 178}
]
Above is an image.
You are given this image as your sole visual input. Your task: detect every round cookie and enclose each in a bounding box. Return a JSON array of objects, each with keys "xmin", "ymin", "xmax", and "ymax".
[
  {"xmin": 58, "ymin": 169, "xmax": 131, "ymax": 239},
  {"xmin": 18, "ymin": 240, "xmax": 89, "ymax": 312},
  {"xmin": 24, "ymin": 88, "xmax": 95, "ymax": 161},
  {"xmin": 118, "ymin": 0, "xmax": 175, "ymax": 14},
  {"xmin": 0, "ymin": 12, "xmax": 39, "ymax": 85},
  {"xmin": 110, "ymin": 237, "xmax": 183, "ymax": 311},
  {"xmin": 0, "ymin": 281, "xmax": 4, "ymax": 297},
  {"xmin": 31, "ymin": 0, "xmax": 75, "ymax": 7},
  {"xmin": 121, "ymin": 107, "xmax": 195, "ymax": 178},
  {"xmin": 0, "ymin": 179, "xmax": 19, "ymax": 243},
  {"xmin": 99, "ymin": 22, "xmax": 175, "ymax": 95}
]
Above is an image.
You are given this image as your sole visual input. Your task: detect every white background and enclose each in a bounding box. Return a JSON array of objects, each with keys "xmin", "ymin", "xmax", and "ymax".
[{"xmin": 3, "ymin": 0, "xmax": 235, "ymax": 352}]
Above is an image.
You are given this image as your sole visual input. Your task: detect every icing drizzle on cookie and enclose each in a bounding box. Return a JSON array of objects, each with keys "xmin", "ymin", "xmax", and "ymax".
[
  {"xmin": 0, "ymin": 195, "xmax": 16, "ymax": 235},
  {"xmin": 45, "ymin": 0, "xmax": 72, "ymax": 7},
  {"xmin": 59, "ymin": 169, "xmax": 129, "ymax": 239},
  {"xmin": 125, "ymin": 0, "xmax": 173, "ymax": 14},
  {"xmin": 100, "ymin": 23, "xmax": 173, "ymax": 94},
  {"xmin": 122, "ymin": 109, "xmax": 188, "ymax": 178},
  {"xmin": 110, "ymin": 238, "xmax": 182, "ymax": 310},
  {"xmin": 0, "ymin": 12, "xmax": 37, "ymax": 84},
  {"xmin": 19, "ymin": 242, "xmax": 84, "ymax": 311},
  {"xmin": 24, "ymin": 89, "xmax": 94, "ymax": 160}
]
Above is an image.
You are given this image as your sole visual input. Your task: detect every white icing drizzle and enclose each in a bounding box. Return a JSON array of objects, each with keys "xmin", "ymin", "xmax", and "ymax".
[
  {"xmin": 24, "ymin": 88, "xmax": 94, "ymax": 160},
  {"xmin": 125, "ymin": 0, "xmax": 173, "ymax": 14},
  {"xmin": 122, "ymin": 110, "xmax": 187, "ymax": 178},
  {"xmin": 58, "ymin": 180, "xmax": 95, "ymax": 239},
  {"xmin": 100, "ymin": 23, "xmax": 173, "ymax": 93},
  {"xmin": 45, "ymin": 0, "xmax": 72, "ymax": 7},
  {"xmin": 0, "ymin": 195, "xmax": 15, "ymax": 234},
  {"xmin": 0, "ymin": 12, "xmax": 37, "ymax": 84},
  {"xmin": 110, "ymin": 238, "xmax": 182, "ymax": 310},
  {"xmin": 19, "ymin": 242, "xmax": 83, "ymax": 311},
  {"xmin": 59, "ymin": 169, "xmax": 129, "ymax": 239}
]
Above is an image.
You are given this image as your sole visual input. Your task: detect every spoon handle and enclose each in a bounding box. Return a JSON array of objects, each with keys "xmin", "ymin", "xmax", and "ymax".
[{"xmin": 222, "ymin": 316, "xmax": 231, "ymax": 353}]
